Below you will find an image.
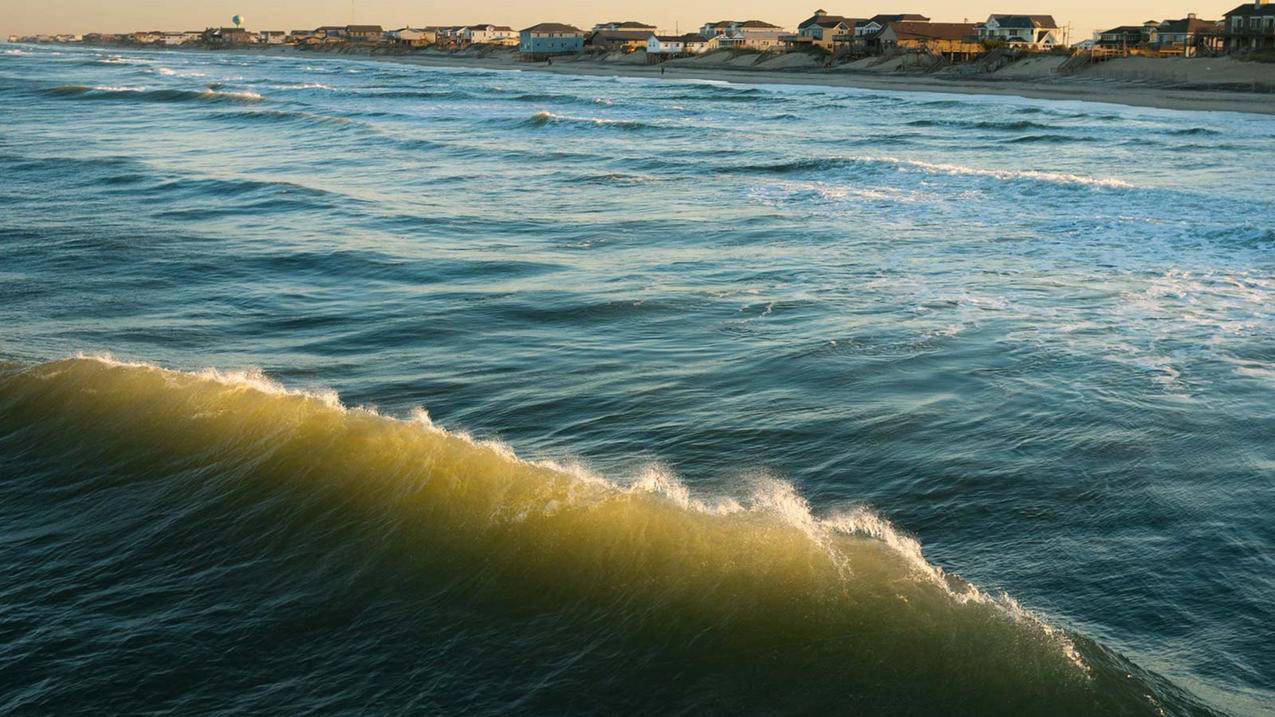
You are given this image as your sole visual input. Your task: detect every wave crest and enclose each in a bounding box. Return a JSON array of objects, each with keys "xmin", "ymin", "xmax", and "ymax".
[
  {"xmin": 43, "ymin": 84, "xmax": 264, "ymax": 104},
  {"xmin": 724, "ymin": 155, "xmax": 1132, "ymax": 188},
  {"xmin": 523, "ymin": 110, "xmax": 654, "ymax": 131},
  {"xmin": 0, "ymin": 355, "xmax": 1209, "ymax": 715}
]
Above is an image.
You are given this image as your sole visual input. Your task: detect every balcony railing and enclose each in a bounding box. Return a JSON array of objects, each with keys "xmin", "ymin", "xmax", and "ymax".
[{"xmin": 1224, "ymin": 26, "xmax": 1275, "ymax": 37}]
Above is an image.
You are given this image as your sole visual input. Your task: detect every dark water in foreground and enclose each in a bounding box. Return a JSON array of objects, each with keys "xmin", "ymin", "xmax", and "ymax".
[{"xmin": 0, "ymin": 44, "xmax": 1272, "ymax": 715}]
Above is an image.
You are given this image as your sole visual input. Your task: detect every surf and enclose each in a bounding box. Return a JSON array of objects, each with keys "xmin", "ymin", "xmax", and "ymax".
[
  {"xmin": 0, "ymin": 356, "xmax": 1215, "ymax": 715},
  {"xmin": 42, "ymin": 84, "xmax": 264, "ymax": 104}
]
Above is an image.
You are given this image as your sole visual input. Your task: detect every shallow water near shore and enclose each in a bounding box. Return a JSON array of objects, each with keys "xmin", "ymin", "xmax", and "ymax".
[{"xmin": 1, "ymin": 44, "xmax": 1273, "ymax": 715}]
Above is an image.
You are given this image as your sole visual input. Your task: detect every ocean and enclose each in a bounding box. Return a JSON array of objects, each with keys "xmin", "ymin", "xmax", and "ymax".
[{"xmin": 0, "ymin": 43, "xmax": 1272, "ymax": 716}]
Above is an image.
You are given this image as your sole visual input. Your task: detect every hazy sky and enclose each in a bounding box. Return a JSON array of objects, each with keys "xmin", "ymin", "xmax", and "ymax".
[{"xmin": 3, "ymin": 0, "xmax": 1243, "ymax": 43}]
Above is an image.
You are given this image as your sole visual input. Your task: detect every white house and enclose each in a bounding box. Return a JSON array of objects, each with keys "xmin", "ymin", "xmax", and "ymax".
[
  {"xmin": 461, "ymin": 24, "xmax": 517, "ymax": 45},
  {"xmin": 700, "ymin": 20, "xmax": 788, "ymax": 49},
  {"xmin": 977, "ymin": 14, "xmax": 1062, "ymax": 48},
  {"xmin": 258, "ymin": 31, "xmax": 287, "ymax": 44},
  {"xmin": 646, "ymin": 33, "xmax": 711, "ymax": 55}
]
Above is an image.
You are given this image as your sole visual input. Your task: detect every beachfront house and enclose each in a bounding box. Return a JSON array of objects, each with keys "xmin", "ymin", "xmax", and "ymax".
[
  {"xmin": 977, "ymin": 14, "xmax": 1062, "ymax": 49},
  {"xmin": 258, "ymin": 31, "xmax": 288, "ymax": 45},
  {"xmin": 793, "ymin": 9, "xmax": 860, "ymax": 50},
  {"xmin": 700, "ymin": 20, "xmax": 788, "ymax": 50},
  {"xmin": 836, "ymin": 13, "xmax": 930, "ymax": 52},
  {"xmin": 461, "ymin": 25, "xmax": 518, "ymax": 45},
  {"xmin": 594, "ymin": 21, "xmax": 658, "ymax": 33},
  {"xmin": 647, "ymin": 33, "xmax": 711, "ymax": 55},
  {"xmin": 420, "ymin": 26, "xmax": 460, "ymax": 46},
  {"xmin": 1222, "ymin": 1, "xmax": 1275, "ymax": 50},
  {"xmin": 388, "ymin": 28, "xmax": 438, "ymax": 46},
  {"xmin": 879, "ymin": 21, "xmax": 983, "ymax": 59},
  {"xmin": 1095, "ymin": 22, "xmax": 1158, "ymax": 49},
  {"xmin": 854, "ymin": 14, "xmax": 930, "ymax": 37},
  {"xmin": 586, "ymin": 30, "xmax": 653, "ymax": 52},
  {"xmin": 202, "ymin": 27, "xmax": 255, "ymax": 45},
  {"xmin": 343, "ymin": 25, "xmax": 385, "ymax": 43},
  {"xmin": 1149, "ymin": 15, "xmax": 1222, "ymax": 55},
  {"xmin": 519, "ymin": 23, "xmax": 585, "ymax": 59}
]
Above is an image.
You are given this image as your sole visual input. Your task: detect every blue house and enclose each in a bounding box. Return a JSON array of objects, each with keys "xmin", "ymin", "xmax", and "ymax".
[{"xmin": 519, "ymin": 22, "xmax": 585, "ymax": 58}]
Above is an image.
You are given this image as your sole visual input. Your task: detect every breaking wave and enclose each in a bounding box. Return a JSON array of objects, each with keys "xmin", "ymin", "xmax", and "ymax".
[
  {"xmin": 209, "ymin": 108, "xmax": 357, "ymax": 128},
  {"xmin": 521, "ymin": 110, "xmax": 654, "ymax": 131},
  {"xmin": 1168, "ymin": 127, "xmax": 1221, "ymax": 136},
  {"xmin": 721, "ymin": 155, "xmax": 1133, "ymax": 188},
  {"xmin": 0, "ymin": 356, "xmax": 1214, "ymax": 715},
  {"xmin": 43, "ymin": 84, "xmax": 264, "ymax": 104},
  {"xmin": 905, "ymin": 118, "xmax": 1059, "ymax": 131},
  {"xmin": 359, "ymin": 89, "xmax": 473, "ymax": 100},
  {"xmin": 1004, "ymin": 133, "xmax": 1095, "ymax": 144}
]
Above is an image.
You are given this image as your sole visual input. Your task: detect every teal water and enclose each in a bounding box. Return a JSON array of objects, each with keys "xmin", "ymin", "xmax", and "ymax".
[{"xmin": 0, "ymin": 44, "xmax": 1273, "ymax": 715}]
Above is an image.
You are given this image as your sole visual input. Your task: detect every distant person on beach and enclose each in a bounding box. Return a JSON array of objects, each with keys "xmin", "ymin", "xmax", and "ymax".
[{"xmin": 661, "ymin": 66, "xmax": 665, "ymax": 76}]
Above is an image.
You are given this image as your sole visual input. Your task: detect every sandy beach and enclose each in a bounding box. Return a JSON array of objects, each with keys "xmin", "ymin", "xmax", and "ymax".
[{"xmin": 211, "ymin": 44, "xmax": 1275, "ymax": 115}]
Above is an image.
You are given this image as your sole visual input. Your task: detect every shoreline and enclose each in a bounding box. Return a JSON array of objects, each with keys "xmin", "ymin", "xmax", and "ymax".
[
  {"xmin": 50, "ymin": 42, "xmax": 1275, "ymax": 115},
  {"xmin": 399, "ymin": 53, "xmax": 1275, "ymax": 115}
]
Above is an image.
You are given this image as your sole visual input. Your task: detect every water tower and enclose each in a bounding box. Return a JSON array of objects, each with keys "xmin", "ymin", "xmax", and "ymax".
[{"xmin": 232, "ymin": 15, "xmax": 245, "ymax": 29}]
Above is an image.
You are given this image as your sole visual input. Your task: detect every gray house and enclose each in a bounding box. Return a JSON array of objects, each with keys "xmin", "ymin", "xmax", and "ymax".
[{"xmin": 519, "ymin": 22, "xmax": 585, "ymax": 58}]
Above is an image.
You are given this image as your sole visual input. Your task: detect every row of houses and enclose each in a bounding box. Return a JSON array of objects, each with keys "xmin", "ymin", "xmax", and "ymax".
[
  {"xmin": 1090, "ymin": 2, "xmax": 1275, "ymax": 57},
  {"xmin": 1093, "ymin": 15, "xmax": 1223, "ymax": 57},
  {"xmin": 10, "ymin": 13, "xmax": 1068, "ymax": 59},
  {"xmin": 19, "ymin": 2, "xmax": 1274, "ymax": 60},
  {"xmin": 515, "ymin": 14, "xmax": 1066, "ymax": 61},
  {"xmin": 545, "ymin": 3, "xmax": 1273, "ymax": 59}
]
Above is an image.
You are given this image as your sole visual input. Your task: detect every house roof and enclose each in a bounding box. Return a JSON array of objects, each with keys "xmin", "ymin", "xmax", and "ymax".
[
  {"xmin": 522, "ymin": 22, "xmax": 584, "ymax": 33},
  {"xmin": 988, "ymin": 14, "xmax": 1058, "ymax": 29},
  {"xmin": 887, "ymin": 21, "xmax": 979, "ymax": 41},
  {"xmin": 864, "ymin": 14, "xmax": 930, "ymax": 26},
  {"xmin": 652, "ymin": 33, "xmax": 708, "ymax": 42},
  {"xmin": 588, "ymin": 30, "xmax": 654, "ymax": 41},
  {"xmin": 347, "ymin": 25, "xmax": 384, "ymax": 33},
  {"xmin": 1099, "ymin": 25, "xmax": 1148, "ymax": 34},
  {"xmin": 1225, "ymin": 2, "xmax": 1275, "ymax": 16},
  {"xmin": 598, "ymin": 21, "xmax": 657, "ymax": 28},
  {"xmin": 854, "ymin": 14, "xmax": 929, "ymax": 36},
  {"xmin": 467, "ymin": 24, "xmax": 513, "ymax": 31},
  {"xmin": 1158, "ymin": 16, "xmax": 1218, "ymax": 32},
  {"xmin": 705, "ymin": 19, "xmax": 782, "ymax": 29},
  {"xmin": 799, "ymin": 11, "xmax": 850, "ymax": 29}
]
